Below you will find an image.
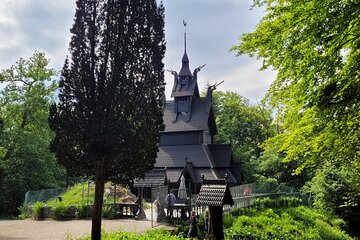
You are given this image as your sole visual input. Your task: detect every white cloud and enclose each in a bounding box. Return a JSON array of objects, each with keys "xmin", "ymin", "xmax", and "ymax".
[
  {"xmin": 0, "ymin": 0, "xmax": 75, "ymax": 69},
  {"xmin": 218, "ymin": 60, "xmax": 277, "ymax": 103},
  {"xmin": 1, "ymin": 0, "xmax": 273, "ymax": 104}
]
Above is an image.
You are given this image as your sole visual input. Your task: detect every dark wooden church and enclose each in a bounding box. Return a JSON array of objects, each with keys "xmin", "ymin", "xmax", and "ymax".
[{"xmin": 135, "ymin": 36, "xmax": 243, "ymax": 194}]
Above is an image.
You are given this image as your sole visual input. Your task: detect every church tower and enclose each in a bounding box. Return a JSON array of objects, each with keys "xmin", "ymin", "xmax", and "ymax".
[
  {"xmin": 134, "ymin": 24, "xmax": 243, "ymax": 194},
  {"xmin": 169, "ymin": 26, "xmax": 203, "ymax": 122}
]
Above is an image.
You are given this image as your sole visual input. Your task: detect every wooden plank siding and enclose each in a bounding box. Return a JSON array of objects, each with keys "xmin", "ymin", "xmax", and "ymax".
[{"xmin": 160, "ymin": 131, "xmax": 202, "ymax": 146}]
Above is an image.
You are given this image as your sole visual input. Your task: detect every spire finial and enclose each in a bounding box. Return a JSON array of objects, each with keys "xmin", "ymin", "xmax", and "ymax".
[{"xmin": 183, "ymin": 20, "xmax": 187, "ymax": 53}]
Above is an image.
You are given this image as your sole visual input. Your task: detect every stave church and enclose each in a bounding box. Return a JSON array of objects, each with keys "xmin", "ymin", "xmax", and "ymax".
[{"xmin": 134, "ymin": 32, "xmax": 243, "ymax": 194}]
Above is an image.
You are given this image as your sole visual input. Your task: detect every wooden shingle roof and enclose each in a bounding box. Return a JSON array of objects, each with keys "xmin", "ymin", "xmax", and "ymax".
[
  {"xmin": 196, "ymin": 177, "xmax": 234, "ymax": 207},
  {"xmin": 208, "ymin": 144, "xmax": 232, "ymax": 168},
  {"xmin": 133, "ymin": 169, "xmax": 167, "ymax": 188},
  {"xmin": 162, "ymin": 99, "xmax": 211, "ymax": 132},
  {"xmin": 155, "ymin": 145, "xmax": 213, "ymax": 168}
]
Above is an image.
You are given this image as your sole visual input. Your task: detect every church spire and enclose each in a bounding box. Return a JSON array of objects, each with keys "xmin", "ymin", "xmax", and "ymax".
[
  {"xmin": 183, "ymin": 20, "xmax": 187, "ymax": 53},
  {"xmin": 169, "ymin": 21, "xmax": 203, "ymax": 122},
  {"xmin": 179, "ymin": 20, "xmax": 192, "ymax": 76}
]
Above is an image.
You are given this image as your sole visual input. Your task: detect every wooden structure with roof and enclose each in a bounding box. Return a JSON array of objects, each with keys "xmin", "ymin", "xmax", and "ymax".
[
  {"xmin": 132, "ymin": 169, "xmax": 167, "ymax": 219},
  {"xmin": 150, "ymin": 29, "xmax": 243, "ymax": 193},
  {"xmin": 133, "ymin": 169, "xmax": 167, "ymax": 188},
  {"xmin": 196, "ymin": 174, "xmax": 234, "ymax": 240}
]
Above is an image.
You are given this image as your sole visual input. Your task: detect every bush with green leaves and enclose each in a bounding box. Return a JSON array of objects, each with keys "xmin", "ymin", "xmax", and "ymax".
[
  {"xmin": 196, "ymin": 212, "xmax": 208, "ymax": 239},
  {"xmin": 223, "ymin": 213, "xmax": 235, "ymax": 229},
  {"xmin": 76, "ymin": 204, "xmax": 89, "ymax": 219},
  {"xmin": 172, "ymin": 219, "xmax": 189, "ymax": 236},
  {"xmin": 250, "ymin": 196, "xmax": 303, "ymax": 210},
  {"xmin": 69, "ymin": 229, "xmax": 187, "ymax": 240},
  {"xmin": 32, "ymin": 202, "xmax": 45, "ymax": 220},
  {"xmin": 171, "ymin": 212, "xmax": 209, "ymax": 239},
  {"xmin": 225, "ymin": 206, "xmax": 353, "ymax": 240},
  {"xmin": 52, "ymin": 203, "xmax": 68, "ymax": 220},
  {"xmin": 18, "ymin": 204, "xmax": 31, "ymax": 219},
  {"xmin": 102, "ymin": 205, "xmax": 118, "ymax": 219}
]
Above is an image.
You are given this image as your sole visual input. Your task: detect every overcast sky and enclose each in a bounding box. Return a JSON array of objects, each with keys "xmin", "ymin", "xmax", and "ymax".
[{"xmin": 0, "ymin": 0, "xmax": 276, "ymax": 103}]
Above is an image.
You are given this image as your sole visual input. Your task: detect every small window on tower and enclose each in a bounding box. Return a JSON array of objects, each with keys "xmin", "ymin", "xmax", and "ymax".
[{"xmin": 181, "ymin": 76, "xmax": 189, "ymax": 86}]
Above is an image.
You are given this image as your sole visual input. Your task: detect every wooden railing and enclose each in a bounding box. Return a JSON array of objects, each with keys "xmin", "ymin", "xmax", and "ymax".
[{"xmin": 103, "ymin": 203, "xmax": 139, "ymax": 218}]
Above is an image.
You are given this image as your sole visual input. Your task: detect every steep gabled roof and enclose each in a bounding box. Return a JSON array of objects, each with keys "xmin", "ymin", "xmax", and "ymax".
[
  {"xmin": 196, "ymin": 178, "xmax": 234, "ymax": 207},
  {"xmin": 181, "ymin": 161, "xmax": 198, "ymax": 184},
  {"xmin": 178, "ymin": 52, "xmax": 192, "ymax": 76},
  {"xmin": 171, "ymin": 81, "xmax": 199, "ymax": 98},
  {"xmin": 162, "ymin": 99, "xmax": 212, "ymax": 132},
  {"xmin": 133, "ymin": 169, "xmax": 167, "ymax": 188},
  {"xmin": 171, "ymin": 47, "xmax": 199, "ymax": 98},
  {"xmin": 194, "ymin": 168, "xmax": 238, "ymax": 184},
  {"xmin": 166, "ymin": 168, "xmax": 182, "ymax": 183},
  {"xmin": 208, "ymin": 144, "xmax": 232, "ymax": 168},
  {"xmin": 194, "ymin": 168, "xmax": 217, "ymax": 182},
  {"xmin": 155, "ymin": 145, "xmax": 213, "ymax": 168}
]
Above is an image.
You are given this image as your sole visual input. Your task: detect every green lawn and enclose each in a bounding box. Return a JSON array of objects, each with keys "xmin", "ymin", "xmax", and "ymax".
[{"xmin": 46, "ymin": 182, "xmax": 135, "ymax": 207}]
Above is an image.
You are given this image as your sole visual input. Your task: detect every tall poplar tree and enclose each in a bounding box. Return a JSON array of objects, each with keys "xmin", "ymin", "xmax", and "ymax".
[{"xmin": 49, "ymin": 1, "xmax": 165, "ymax": 239}]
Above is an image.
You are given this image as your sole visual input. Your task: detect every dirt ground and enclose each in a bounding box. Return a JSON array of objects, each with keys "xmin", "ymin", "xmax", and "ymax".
[{"xmin": 0, "ymin": 210, "xmax": 168, "ymax": 240}]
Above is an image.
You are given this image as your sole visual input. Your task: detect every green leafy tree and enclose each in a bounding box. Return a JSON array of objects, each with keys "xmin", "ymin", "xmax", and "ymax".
[
  {"xmin": 48, "ymin": 0, "xmax": 165, "ymax": 239},
  {"xmin": 0, "ymin": 51, "xmax": 66, "ymax": 216},
  {"xmin": 304, "ymin": 162, "xmax": 360, "ymax": 236},
  {"xmin": 257, "ymin": 134, "xmax": 313, "ymax": 188},
  {"xmin": 232, "ymin": 0, "xmax": 359, "ymax": 171},
  {"xmin": 232, "ymin": 0, "xmax": 360, "ymax": 231},
  {"xmin": 212, "ymin": 91, "xmax": 274, "ymax": 182}
]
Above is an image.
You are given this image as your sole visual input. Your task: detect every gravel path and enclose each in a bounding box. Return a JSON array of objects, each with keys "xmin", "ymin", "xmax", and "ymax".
[{"xmin": 0, "ymin": 210, "xmax": 169, "ymax": 240}]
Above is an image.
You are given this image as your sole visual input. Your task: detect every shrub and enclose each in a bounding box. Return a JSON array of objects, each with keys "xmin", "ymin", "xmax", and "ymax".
[
  {"xmin": 224, "ymin": 206, "xmax": 353, "ymax": 240},
  {"xmin": 173, "ymin": 219, "xmax": 189, "ymax": 236},
  {"xmin": 230, "ymin": 207, "xmax": 257, "ymax": 217},
  {"xmin": 102, "ymin": 205, "xmax": 117, "ymax": 219},
  {"xmin": 223, "ymin": 213, "xmax": 235, "ymax": 229},
  {"xmin": 315, "ymin": 218, "xmax": 353, "ymax": 240},
  {"xmin": 331, "ymin": 218, "xmax": 347, "ymax": 230},
  {"xmin": 32, "ymin": 201, "xmax": 45, "ymax": 220},
  {"xmin": 250, "ymin": 196, "xmax": 303, "ymax": 210},
  {"xmin": 69, "ymin": 228, "xmax": 187, "ymax": 240},
  {"xmin": 76, "ymin": 204, "xmax": 89, "ymax": 219},
  {"xmin": 52, "ymin": 203, "xmax": 68, "ymax": 220},
  {"xmin": 18, "ymin": 204, "xmax": 31, "ymax": 219}
]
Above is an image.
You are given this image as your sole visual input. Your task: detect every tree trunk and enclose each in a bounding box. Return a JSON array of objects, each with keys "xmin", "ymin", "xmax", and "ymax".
[{"xmin": 91, "ymin": 159, "xmax": 105, "ymax": 240}]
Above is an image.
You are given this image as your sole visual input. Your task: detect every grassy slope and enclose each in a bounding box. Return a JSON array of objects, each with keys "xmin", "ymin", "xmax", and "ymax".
[
  {"xmin": 225, "ymin": 206, "xmax": 354, "ymax": 240},
  {"xmin": 46, "ymin": 183, "xmax": 95, "ymax": 206},
  {"xmin": 46, "ymin": 182, "xmax": 135, "ymax": 207}
]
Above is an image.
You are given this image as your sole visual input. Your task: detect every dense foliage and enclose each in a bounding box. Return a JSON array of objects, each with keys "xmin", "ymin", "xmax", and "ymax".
[
  {"xmin": 72, "ymin": 229, "xmax": 187, "ymax": 240},
  {"xmin": 67, "ymin": 203, "xmax": 354, "ymax": 240},
  {"xmin": 226, "ymin": 206, "xmax": 353, "ymax": 240},
  {"xmin": 48, "ymin": 0, "xmax": 165, "ymax": 238},
  {"xmin": 212, "ymin": 91, "xmax": 275, "ymax": 182},
  {"xmin": 0, "ymin": 52, "xmax": 67, "ymax": 216},
  {"xmin": 232, "ymin": 0, "xmax": 360, "ymax": 233}
]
